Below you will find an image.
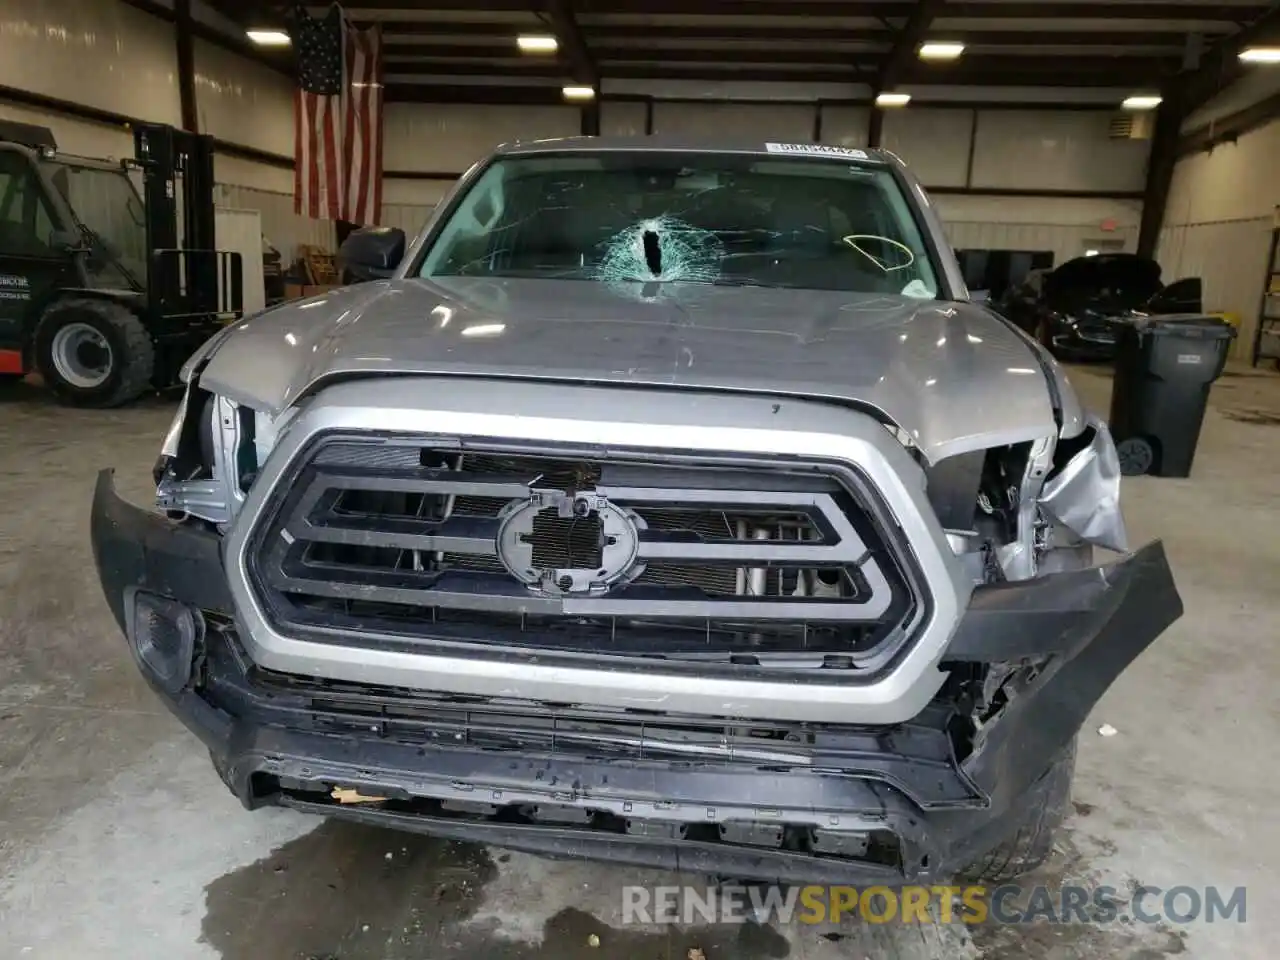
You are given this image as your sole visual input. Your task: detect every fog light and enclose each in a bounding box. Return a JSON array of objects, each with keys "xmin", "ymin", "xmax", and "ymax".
[{"xmin": 130, "ymin": 593, "xmax": 201, "ymax": 694}]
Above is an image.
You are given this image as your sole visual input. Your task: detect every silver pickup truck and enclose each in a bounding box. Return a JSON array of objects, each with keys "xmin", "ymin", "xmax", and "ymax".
[{"xmin": 91, "ymin": 136, "xmax": 1182, "ymax": 884}]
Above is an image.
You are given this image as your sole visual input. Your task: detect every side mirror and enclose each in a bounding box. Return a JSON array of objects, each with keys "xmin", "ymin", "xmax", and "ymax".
[{"xmin": 338, "ymin": 226, "xmax": 406, "ymax": 283}]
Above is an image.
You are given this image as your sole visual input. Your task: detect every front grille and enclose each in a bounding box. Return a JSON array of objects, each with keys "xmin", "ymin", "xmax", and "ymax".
[{"xmin": 247, "ymin": 437, "xmax": 917, "ymax": 668}]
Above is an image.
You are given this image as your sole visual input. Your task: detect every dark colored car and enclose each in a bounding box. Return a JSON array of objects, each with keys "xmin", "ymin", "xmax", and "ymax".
[{"xmin": 998, "ymin": 253, "xmax": 1202, "ymax": 360}]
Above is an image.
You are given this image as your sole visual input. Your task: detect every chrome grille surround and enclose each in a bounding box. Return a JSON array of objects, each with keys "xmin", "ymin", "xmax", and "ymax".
[
  {"xmin": 252, "ymin": 441, "xmax": 904, "ymax": 629},
  {"xmin": 222, "ymin": 377, "xmax": 972, "ymax": 724}
]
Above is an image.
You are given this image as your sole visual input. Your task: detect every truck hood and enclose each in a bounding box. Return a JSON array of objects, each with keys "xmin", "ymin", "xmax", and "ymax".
[{"xmin": 198, "ymin": 276, "xmax": 1074, "ymax": 463}]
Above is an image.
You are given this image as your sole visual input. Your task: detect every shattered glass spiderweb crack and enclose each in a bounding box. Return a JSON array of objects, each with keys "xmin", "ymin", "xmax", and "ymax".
[{"xmin": 594, "ymin": 216, "xmax": 725, "ymax": 293}]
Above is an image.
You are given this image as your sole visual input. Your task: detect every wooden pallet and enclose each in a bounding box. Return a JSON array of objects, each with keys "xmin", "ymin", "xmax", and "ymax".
[{"xmin": 299, "ymin": 244, "xmax": 339, "ymax": 285}]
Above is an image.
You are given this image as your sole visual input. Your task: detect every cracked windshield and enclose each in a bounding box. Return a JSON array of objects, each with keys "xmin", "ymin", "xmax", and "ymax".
[{"xmin": 420, "ymin": 151, "xmax": 940, "ymax": 297}]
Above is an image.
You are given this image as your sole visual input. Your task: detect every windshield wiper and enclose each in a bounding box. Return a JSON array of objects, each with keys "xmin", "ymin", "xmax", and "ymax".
[{"xmin": 77, "ymin": 223, "xmax": 141, "ymax": 289}]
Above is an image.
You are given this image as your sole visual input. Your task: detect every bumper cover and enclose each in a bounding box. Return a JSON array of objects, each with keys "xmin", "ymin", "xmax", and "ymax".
[{"xmin": 91, "ymin": 469, "xmax": 1183, "ymax": 883}]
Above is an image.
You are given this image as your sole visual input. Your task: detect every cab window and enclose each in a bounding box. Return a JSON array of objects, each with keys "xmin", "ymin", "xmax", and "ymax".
[{"xmin": 0, "ymin": 150, "xmax": 59, "ymax": 257}]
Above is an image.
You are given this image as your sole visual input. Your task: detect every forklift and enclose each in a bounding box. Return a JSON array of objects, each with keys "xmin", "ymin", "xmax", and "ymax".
[{"xmin": 0, "ymin": 119, "xmax": 243, "ymax": 407}]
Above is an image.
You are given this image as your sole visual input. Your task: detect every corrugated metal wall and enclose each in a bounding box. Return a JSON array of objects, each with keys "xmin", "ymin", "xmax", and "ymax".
[
  {"xmin": 213, "ymin": 184, "xmax": 336, "ymax": 263},
  {"xmin": 1163, "ymin": 110, "xmax": 1280, "ymax": 360},
  {"xmin": 1157, "ymin": 218, "xmax": 1272, "ymax": 359},
  {"xmin": 945, "ymin": 221, "xmax": 1137, "ymax": 270}
]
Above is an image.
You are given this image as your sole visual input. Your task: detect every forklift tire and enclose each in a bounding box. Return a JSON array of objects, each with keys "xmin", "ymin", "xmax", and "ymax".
[{"xmin": 33, "ymin": 298, "xmax": 155, "ymax": 408}]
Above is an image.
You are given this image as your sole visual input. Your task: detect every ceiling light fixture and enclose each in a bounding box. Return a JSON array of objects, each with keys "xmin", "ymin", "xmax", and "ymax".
[
  {"xmin": 563, "ymin": 85, "xmax": 596, "ymax": 101},
  {"xmin": 1239, "ymin": 46, "xmax": 1280, "ymax": 64},
  {"xmin": 876, "ymin": 92, "xmax": 911, "ymax": 107},
  {"xmin": 1121, "ymin": 94, "xmax": 1162, "ymax": 110},
  {"xmin": 517, "ymin": 34, "xmax": 559, "ymax": 53},
  {"xmin": 246, "ymin": 29, "xmax": 291, "ymax": 46},
  {"xmin": 918, "ymin": 41, "xmax": 965, "ymax": 61}
]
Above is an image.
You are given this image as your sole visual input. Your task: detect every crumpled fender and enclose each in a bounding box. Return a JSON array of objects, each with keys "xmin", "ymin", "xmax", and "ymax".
[{"xmin": 1039, "ymin": 413, "xmax": 1129, "ymax": 553}]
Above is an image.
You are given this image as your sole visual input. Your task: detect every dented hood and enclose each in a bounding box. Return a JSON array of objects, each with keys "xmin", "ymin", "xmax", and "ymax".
[{"xmin": 198, "ymin": 276, "xmax": 1067, "ymax": 463}]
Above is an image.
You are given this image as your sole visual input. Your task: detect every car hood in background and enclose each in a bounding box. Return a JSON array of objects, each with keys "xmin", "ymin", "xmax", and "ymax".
[
  {"xmin": 1042, "ymin": 253, "xmax": 1164, "ymax": 311},
  {"xmin": 198, "ymin": 276, "xmax": 1068, "ymax": 463}
]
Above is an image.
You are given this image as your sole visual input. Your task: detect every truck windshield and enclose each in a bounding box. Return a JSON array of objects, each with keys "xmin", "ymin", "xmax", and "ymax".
[
  {"xmin": 42, "ymin": 159, "xmax": 148, "ymax": 287},
  {"xmin": 420, "ymin": 150, "xmax": 940, "ymax": 297}
]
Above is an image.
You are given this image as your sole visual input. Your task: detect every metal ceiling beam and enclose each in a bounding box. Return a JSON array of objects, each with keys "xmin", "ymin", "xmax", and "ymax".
[
  {"xmin": 385, "ymin": 44, "xmax": 891, "ymax": 64},
  {"xmin": 878, "ymin": 0, "xmax": 948, "ymax": 94},
  {"xmin": 541, "ymin": 0, "xmax": 599, "ymax": 133},
  {"xmin": 386, "ymin": 61, "xmax": 1164, "ymax": 87},
  {"xmin": 543, "ymin": 0, "xmax": 599, "ymax": 87},
  {"xmin": 1178, "ymin": 90, "xmax": 1280, "ymax": 155},
  {"xmin": 1177, "ymin": 2, "xmax": 1280, "ymax": 111},
  {"xmin": 940, "ymin": 1, "xmax": 1264, "ymax": 18},
  {"xmin": 379, "ymin": 22, "xmax": 1222, "ymax": 46},
  {"xmin": 343, "ymin": 0, "xmax": 1264, "ymax": 18}
]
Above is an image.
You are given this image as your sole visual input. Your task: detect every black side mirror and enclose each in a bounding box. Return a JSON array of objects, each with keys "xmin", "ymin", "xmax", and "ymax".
[{"xmin": 338, "ymin": 226, "xmax": 406, "ymax": 283}]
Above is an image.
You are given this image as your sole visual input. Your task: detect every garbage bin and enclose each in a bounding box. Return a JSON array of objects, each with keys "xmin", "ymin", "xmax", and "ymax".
[{"xmin": 1108, "ymin": 315, "xmax": 1236, "ymax": 478}]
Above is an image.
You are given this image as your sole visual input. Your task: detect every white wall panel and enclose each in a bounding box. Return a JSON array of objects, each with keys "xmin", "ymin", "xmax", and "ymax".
[
  {"xmin": 1162, "ymin": 114, "xmax": 1280, "ymax": 359},
  {"xmin": 383, "ymin": 103, "xmax": 579, "ymax": 174},
  {"xmin": 380, "ymin": 177, "xmax": 459, "ymax": 237},
  {"xmin": 1157, "ymin": 218, "xmax": 1272, "ymax": 358},
  {"xmin": 213, "ymin": 184, "xmax": 335, "ymax": 264},
  {"xmin": 969, "ymin": 111, "xmax": 1148, "ymax": 193},
  {"xmin": 212, "ymin": 154, "xmax": 293, "ymax": 194},
  {"xmin": 652, "ymin": 102, "xmax": 814, "ymax": 142},
  {"xmin": 819, "ymin": 106, "xmax": 869, "ymax": 148},
  {"xmin": 0, "ymin": 0, "xmax": 180, "ymax": 126},
  {"xmin": 935, "ymin": 195, "xmax": 1140, "ymax": 275},
  {"xmin": 601, "ymin": 100, "xmax": 648, "ymax": 137},
  {"xmin": 194, "ymin": 38, "xmax": 294, "ymax": 158},
  {"xmin": 1166, "ymin": 119, "xmax": 1280, "ymax": 226},
  {"xmin": 1184, "ymin": 69, "xmax": 1280, "ymax": 132},
  {"xmin": 215, "ymin": 207, "xmax": 265, "ymax": 314},
  {"xmin": 0, "ymin": 100, "xmax": 134, "ymax": 159},
  {"xmin": 881, "ymin": 108, "xmax": 972, "ymax": 188},
  {"xmin": 932, "ymin": 195, "xmax": 1141, "ymax": 227},
  {"xmin": 944, "ymin": 220, "xmax": 1136, "ymax": 271}
]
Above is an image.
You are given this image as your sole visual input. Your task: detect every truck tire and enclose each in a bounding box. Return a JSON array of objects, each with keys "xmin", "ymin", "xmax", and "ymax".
[
  {"xmin": 33, "ymin": 297, "xmax": 155, "ymax": 408},
  {"xmin": 960, "ymin": 738, "xmax": 1076, "ymax": 883}
]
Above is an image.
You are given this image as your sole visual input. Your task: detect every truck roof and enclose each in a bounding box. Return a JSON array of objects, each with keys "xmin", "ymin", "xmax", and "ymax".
[{"xmin": 494, "ymin": 135, "xmax": 895, "ymax": 164}]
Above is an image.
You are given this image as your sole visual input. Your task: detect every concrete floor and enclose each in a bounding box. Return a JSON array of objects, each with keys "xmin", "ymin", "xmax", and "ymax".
[{"xmin": 0, "ymin": 365, "xmax": 1277, "ymax": 959}]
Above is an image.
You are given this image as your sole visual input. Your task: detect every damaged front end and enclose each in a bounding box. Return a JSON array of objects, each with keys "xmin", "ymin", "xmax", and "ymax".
[{"xmin": 89, "ymin": 391, "xmax": 1180, "ymax": 882}]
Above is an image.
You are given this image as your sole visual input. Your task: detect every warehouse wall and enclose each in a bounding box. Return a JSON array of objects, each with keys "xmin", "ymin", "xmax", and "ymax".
[
  {"xmin": 4, "ymin": 0, "xmax": 1149, "ymax": 277},
  {"xmin": 379, "ymin": 98, "xmax": 1148, "ymax": 256},
  {"xmin": 1161, "ymin": 95, "xmax": 1280, "ymax": 360},
  {"xmin": 0, "ymin": 0, "xmax": 330, "ymax": 262},
  {"xmin": 192, "ymin": 38, "xmax": 336, "ymax": 258}
]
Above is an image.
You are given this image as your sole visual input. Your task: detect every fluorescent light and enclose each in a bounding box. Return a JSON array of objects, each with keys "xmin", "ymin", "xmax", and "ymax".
[
  {"xmin": 876, "ymin": 92, "xmax": 911, "ymax": 107},
  {"xmin": 461, "ymin": 323, "xmax": 506, "ymax": 338},
  {"xmin": 246, "ymin": 29, "xmax": 290, "ymax": 46},
  {"xmin": 1085, "ymin": 249, "xmax": 1100, "ymax": 257},
  {"xmin": 1121, "ymin": 94, "xmax": 1163, "ymax": 110},
  {"xmin": 918, "ymin": 41, "xmax": 965, "ymax": 61},
  {"xmin": 517, "ymin": 34, "xmax": 558, "ymax": 53},
  {"xmin": 1239, "ymin": 46, "xmax": 1280, "ymax": 64},
  {"xmin": 562, "ymin": 85, "xmax": 596, "ymax": 101}
]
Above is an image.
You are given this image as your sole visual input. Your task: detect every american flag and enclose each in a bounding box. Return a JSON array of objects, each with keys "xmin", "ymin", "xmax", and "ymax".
[{"xmin": 293, "ymin": 4, "xmax": 383, "ymax": 225}]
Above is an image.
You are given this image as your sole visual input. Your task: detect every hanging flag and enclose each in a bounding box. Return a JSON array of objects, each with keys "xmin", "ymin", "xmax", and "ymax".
[{"xmin": 293, "ymin": 4, "xmax": 383, "ymax": 225}]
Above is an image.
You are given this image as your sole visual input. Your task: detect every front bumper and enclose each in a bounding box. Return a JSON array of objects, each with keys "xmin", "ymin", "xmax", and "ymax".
[{"xmin": 91, "ymin": 469, "xmax": 1182, "ymax": 883}]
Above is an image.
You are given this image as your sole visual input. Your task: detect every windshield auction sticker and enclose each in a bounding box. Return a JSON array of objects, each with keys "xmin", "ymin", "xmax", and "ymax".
[{"xmin": 765, "ymin": 142, "xmax": 870, "ymax": 160}]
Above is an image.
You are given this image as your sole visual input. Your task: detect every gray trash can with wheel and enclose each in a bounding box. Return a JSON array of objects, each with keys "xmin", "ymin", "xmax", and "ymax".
[{"xmin": 1108, "ymin": 315, "xmax": 1236, "ymax": 478}]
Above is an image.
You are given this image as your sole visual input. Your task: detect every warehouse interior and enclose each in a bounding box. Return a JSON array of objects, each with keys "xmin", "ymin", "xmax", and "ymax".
[{"xmin": 1, "ymin": 0, "xmax": 1279, "ymax": 957}]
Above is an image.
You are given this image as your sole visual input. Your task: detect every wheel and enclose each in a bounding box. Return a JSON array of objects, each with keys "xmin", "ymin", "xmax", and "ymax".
[
  {"xmin": 33, "ymin": 297, "xmax": 155, "ymax": 408},
  {"xmin": 1116, "ymin": 436, "xmax": 1155, "ymax": 477},
  {"xmin": 961, "ymin": 739, "xmax": 1076, "ymax": 883}
]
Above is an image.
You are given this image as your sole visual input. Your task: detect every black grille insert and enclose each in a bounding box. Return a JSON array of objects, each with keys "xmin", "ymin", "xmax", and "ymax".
[{"xmin": 247, "ymin": 439, "xmax": 919, "ymax": 668}]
